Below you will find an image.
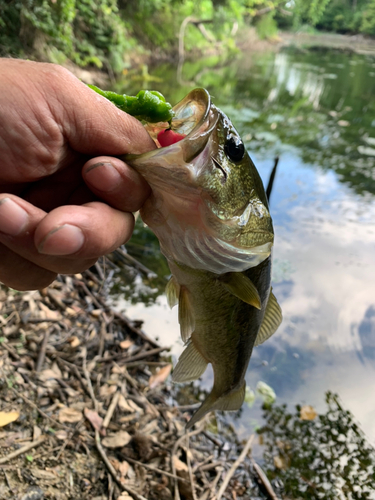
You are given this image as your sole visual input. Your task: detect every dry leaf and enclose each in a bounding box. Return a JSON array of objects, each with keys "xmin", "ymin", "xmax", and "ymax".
[
  {"xmin": 174, "ymin": 457, "xmax": 193, "ymax": 500},
  {"xmin": 90, "ymin": 309, "xmax": 102, "ymax": 318},
  {"xmin": 66, "ymin": 307, "xmax": 78, "ymax": 316},
  {"xmin": 67, "ymin": 336, "xmax": 80, "ymax": 348},
  {"xmin": 149, "ymin": 365, "xmax": 172, "ymax": 389},
  {"xmin": 273, "ymin": 455, "xmax": 289, "ymax": 470},
  {"xmin": 128, "ymin": 399, "xmax": 144, "ymax": 414},
  {"xmin": 58, "ymin": 407, "xmax": 83, "ymax": 424},
  {"xmin": 119, "ymin": 339, "xmax": 133, "ymax": 350},
  {"xmin": 84, "ymin": 408, "xmax": 104, "ymax": 433},
  {"xmin": 33, "ymin": 426, "xmax": 42, "ymax": 440},
  {"xmin": 300, "ymin": 405, "xmax": 317, "ymax": 421},
  {"xmin": 38, "ymin": 369, "xmax": 57, "ymax": 381},
  {"xmin": 118, "ymin": 394, "xmax": 135, "ymax": 413},
  {"xmin": 55, "ymin": 430, "xmax": 68, "ymax": 440},
  {"xmin": 0, "ymin": 411, "xmax": 19, "ymax": 427},
  {"xmin": 99, "ymin": 384, "xmax": 117, "ymax": 398},
  {"xmin": 118, "ymin": 461, "xmax": 130, "ymax": 478},
  {"xmin": 32, "ymin": 469, "xmax": 58, "ymax": 480},
  {"xmin": 38, "ymin": 302, "xmax": 62, "ymax": 320},
  {"xmin": 174, "ymin": 456, "xmax": 188, "ymax": 473},
  {"xmin": 102, "ymin": 430, "xmax": 131, "ymax": 448},
  {"xmin": 51, "ymin": 362, "xmax": 62, "ymax": 379}
]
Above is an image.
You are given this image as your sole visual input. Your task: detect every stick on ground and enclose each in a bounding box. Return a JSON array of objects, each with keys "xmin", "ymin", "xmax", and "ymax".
[
  {"xmin": 0, "ymin": 436, "xmax": 46, "ymax": 465},
  {"xmin": 216, "ymin": 434, "xmax": 255, "ymax": 500}
]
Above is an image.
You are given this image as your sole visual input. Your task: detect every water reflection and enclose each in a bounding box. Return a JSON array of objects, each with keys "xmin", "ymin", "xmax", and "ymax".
[
  {"xmin": 114, "ymin": 46, "xmax": 375, "ymax": 445},
  {"xmin": 259, "ymin": 392, "xmax": 375, "ymax": 499}
]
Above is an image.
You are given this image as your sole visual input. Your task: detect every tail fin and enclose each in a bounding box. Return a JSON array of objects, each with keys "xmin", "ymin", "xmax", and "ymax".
[{"xmin": 186, "ymin": 381, "xmax": 246, "ymax": 429}]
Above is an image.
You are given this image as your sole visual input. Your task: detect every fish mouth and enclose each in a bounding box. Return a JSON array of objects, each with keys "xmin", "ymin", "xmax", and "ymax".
[{"xmin": 143, "ymin": 88, "xmax": 219, "ymax": 164}]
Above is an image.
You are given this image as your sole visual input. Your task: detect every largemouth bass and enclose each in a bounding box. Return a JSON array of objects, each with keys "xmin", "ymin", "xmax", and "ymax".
[{"xmin": 125, "ymin": 89, "xmax": 282, "ymax": 428}]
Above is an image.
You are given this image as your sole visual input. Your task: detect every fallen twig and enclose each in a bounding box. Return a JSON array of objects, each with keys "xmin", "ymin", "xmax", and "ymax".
[
  {"xmin": 0, "ymin": 436, "xmax": 46, "ymax": 464},
  {"xmin": 186, "ymin": 435, "xmax": 198, "ymax": 500},
  {"xmin": 253, "ymin": 461, "xmax": 281, "ymax": 500},
  {"xmin": 95, "ymin": 430, "xmax": 148, "ymax": 500},
  {"xmin": 35, "ymin": 327, "xmax": 52, "ymax": 372},
  {"xmin": 9, "ymin": 385, "xmax": 69, "ymax": 430},
  {"xmin": 172, "ymin": 426, "xmax": 204, "ymax": 500},
  {"xmin": 96, "ymin": 346, "xmax": 170, "ymax": 364},
  {"xmin": 208, "ymin": 466, "xmax": 224, "ymax": 499},
  {"xmin": 125, "ymin": 456, "xmax": 190, "ymax": 483},
  {"xmin": 216, "ymin": 434, "xmax": 255, "ymax": 500},
  {"xmin": 102, "ymin": 390, "xmax": 120, "ymax": 429},
  {"xmin": 1, "ymin": 341, "xmax": 21, "ymax": 361}
]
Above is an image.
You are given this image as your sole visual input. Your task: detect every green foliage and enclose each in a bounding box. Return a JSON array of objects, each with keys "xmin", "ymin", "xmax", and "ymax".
[
  {"xmin": 0, "ymin": 0, "xmax": 23, "ymax": 56},
  {"xmin": 293, "ymin": 0, "xmax": 333, "ymax": 28},
  {"xmin": 1, "ymin": 0, "xmax": 133, "ymax": 72},
  {"xmin": 4, "ymin": 0, "xmax": 293, "ymax": 68},
  {"xmin": 361, "ymin": 0, "xmax": 375, "ymax": 35},
  {"xmin": 294, "ymin": 0, "xmax": 375, "ymax": 36},
  {"xmin": 255, "ymin": 11, "xmax": 278, "ymax": 39},
  {"xmin": 3, "ymin": 0, "xmax": 375, "ymax": 74}
]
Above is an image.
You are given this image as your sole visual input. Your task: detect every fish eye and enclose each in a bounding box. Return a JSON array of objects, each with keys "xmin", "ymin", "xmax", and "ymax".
[{"xmin": 224, "ymin": 134, "xmax": 245, "ymax": 162}]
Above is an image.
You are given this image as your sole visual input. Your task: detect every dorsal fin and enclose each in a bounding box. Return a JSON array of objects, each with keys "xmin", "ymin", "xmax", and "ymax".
[
  {"xmin": 219, "ymin": 272, "xmax": 261, "ymax": 309},
  {"xmin": 178, "ymin": 286, "xmax": 195, "ymax": 343},
  {"xmin": 255, "ymin": 290, "xmax": 282, "ymax": 346},
  {"xmin": 172, "ymin": 341, "xmax": 207, "ymax": 383},
  {"xmin": 165, "ymin": 275, "xmax": 180, "ymax": 309}
]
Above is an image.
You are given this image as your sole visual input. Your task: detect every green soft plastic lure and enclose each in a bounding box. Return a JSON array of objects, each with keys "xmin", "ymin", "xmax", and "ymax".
[{"xmin": 88, "ymin": 84, "xmax": 174, "ymax": 123}]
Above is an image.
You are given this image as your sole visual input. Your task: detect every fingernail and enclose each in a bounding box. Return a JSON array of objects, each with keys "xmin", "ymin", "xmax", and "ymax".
[
  {"xmin": 85, "ymin": 162, "xmax": 121, "ymax": 192},
  {"xmin": 0, "ymin": 198, "xmax": 28, "ymax": 236},
  {"xmin": 38, "ymin": 224, "xmax": 85, "ymax": 255}
]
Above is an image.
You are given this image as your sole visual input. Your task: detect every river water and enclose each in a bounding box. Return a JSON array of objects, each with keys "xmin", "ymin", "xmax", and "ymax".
[{"xmin": 115, "ymin": 46, "xmax": 375, "ymax": 457}]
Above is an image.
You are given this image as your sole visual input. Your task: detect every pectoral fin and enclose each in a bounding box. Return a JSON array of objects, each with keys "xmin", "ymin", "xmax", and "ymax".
[
  {"xmin": 166, "ymin": 276, "xmax": 180, "ymax": 309},
  {"xmin": 186, "ymin": 381, "xmax": 246, "ymax": 429},
  {"xmin": 255, "ymin": 290, "xmax": 282, "ymax": 346},
  {"xmin": 172, "ymin": 341, "xmax": 208, "ymax": 383},
  {"xmin": 178, "ymin": 286, "xmax": 195, "ymax": 343},
  {"xmin": 219, "ymin": 272, "xmax": 261, "ymax": 309}
]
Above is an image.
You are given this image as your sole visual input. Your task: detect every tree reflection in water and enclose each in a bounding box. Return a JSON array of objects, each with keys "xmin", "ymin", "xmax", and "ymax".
[{"xmin": 258, "ymin": 392, "xmax": 375, "ymax": 499}]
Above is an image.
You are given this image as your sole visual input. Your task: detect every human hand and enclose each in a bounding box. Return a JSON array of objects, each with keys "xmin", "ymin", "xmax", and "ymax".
[{"xmin": 0, "ymin": 59, "xmax": 155, "ymax": 290}]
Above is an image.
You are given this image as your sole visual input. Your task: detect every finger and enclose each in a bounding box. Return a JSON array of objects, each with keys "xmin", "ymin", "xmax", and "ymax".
[
  {"xmin": 0, "ymin": 243, "xmax": 57, "ymax": 291},
  {"xmin": 34, "ymin": 202, "xmax": 135, "ymax": 260},
  {"xmin": 0, "ymin": 195, "xmax": 133, "ymax": 275},
  {"xmin": 82, "ymin": 156, "xmax": 151, "ymax": 212},
  {"xmin": 0, "ymin": 195, "xmax": 93, "ymax": 275}
]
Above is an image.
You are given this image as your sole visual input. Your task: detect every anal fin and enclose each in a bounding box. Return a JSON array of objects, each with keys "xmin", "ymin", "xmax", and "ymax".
[
  {"xmin": 219, "ymin": 272, "xmax": 261, "ymax": 309},
  {"xmin": 255, "ymin": 289, "xmax": 282, "ymax": 346},
  {"xmin": 172, "ymin": 341, "xmax": 208, "ymax": 383}
]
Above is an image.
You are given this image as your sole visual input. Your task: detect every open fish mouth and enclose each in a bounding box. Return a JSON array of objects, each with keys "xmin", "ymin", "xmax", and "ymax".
[{"xmin": 144, "ymin": 88, "xmax": 219, "ymax": 163}]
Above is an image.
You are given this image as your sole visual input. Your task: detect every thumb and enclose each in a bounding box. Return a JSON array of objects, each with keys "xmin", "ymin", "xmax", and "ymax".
[{"xmin": 53, "ymin": 67, "xmax": 156, "ymax": 156}]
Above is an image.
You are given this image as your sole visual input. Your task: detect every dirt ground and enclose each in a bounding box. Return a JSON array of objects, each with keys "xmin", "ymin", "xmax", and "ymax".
[{"xmin": 0, "ymin": 258, "xmax": 273, "ymax": 500}]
